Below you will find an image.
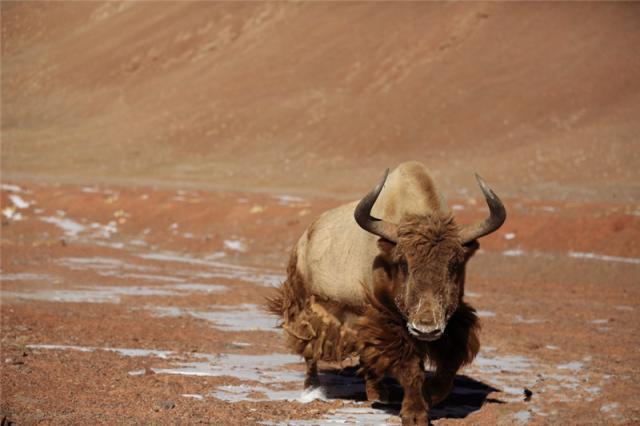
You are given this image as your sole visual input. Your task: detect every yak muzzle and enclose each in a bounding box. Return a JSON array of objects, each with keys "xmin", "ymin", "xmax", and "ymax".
[{"xmin": 407, "ymin": 323, "xmax": 444, "ymax": 341}]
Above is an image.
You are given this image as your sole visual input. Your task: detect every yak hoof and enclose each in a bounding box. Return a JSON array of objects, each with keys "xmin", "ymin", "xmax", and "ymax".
[
  {"xmin": 401, "ymin": 410, "xmax": 428, "ymax": 426},
  {"xmin": 366, "ymin": 380, "xmax": 391, "ymax": 404}
]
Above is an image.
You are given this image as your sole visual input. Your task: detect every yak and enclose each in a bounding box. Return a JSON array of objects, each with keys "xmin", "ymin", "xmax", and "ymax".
[{"xmin": 267, "ymin": 161, "xmax": 506, "ymax": 425}]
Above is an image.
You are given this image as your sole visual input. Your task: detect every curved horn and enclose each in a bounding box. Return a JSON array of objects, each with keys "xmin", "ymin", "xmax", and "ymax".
[
  {"xmin": 459, "ymin": 174, "xmax": 506, "ymax": 244},
  {"xmin": 354, "ymin": 168, "xmax": 398, "ymax": 243}
]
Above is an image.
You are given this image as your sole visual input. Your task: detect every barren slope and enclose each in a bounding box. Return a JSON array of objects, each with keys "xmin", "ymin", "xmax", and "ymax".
[{"xmin": 3, "ymin": 2, "xmax": 639, "ymax": 200}]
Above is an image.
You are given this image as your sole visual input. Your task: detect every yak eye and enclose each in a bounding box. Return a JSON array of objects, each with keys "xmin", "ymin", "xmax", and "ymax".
[{"xmin": 399, "ymin": 260, "xmax": 409, "ymax": 275}]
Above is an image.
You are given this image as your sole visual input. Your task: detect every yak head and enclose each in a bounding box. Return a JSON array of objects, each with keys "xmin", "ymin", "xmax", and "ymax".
[{"xmin": 355, "ymin": 169, "xmax": 505, "ymax": 342}]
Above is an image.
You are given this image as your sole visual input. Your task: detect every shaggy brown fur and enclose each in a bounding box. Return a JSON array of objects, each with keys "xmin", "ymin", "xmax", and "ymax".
[
  {"xmin": 266, "ymin": 250, "xmax": 361, "ymax": 368},
  {"xmin": 356, "ymin": 276, "xmax": 479, "ymax": 414}
]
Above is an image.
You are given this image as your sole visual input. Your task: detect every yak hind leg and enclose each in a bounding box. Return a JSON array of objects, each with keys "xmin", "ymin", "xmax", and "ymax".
[
  {"xmin": 304, "ymin": 358, "xmax": 319, "ymax": 389},
  {"xmin": 364, "ymin": 373, "xmax": 391, "ymax": 404}
]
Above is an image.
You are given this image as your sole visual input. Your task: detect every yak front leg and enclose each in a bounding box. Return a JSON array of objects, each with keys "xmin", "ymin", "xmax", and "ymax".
[
  {"xmin": 423, "ymin": 368, "xmax": 455, "ymax": 407},
  {"xmin": 393, "ymin": 357, "xmax": 428, "ymax": 426}
]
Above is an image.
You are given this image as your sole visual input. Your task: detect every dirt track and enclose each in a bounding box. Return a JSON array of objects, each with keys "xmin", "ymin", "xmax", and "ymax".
[{"xmin": 2, "ymin": 2, "xmax": 640, "ymax": 425}]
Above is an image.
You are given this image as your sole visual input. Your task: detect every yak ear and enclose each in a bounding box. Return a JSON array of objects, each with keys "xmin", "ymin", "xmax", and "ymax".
[
  {"xmin": 463, "ymin": 240, "xmax": 480, "ymax": 258},
  {"xmin": 376, "ymin": 238, "xmax": 395, "ymax": 256}
]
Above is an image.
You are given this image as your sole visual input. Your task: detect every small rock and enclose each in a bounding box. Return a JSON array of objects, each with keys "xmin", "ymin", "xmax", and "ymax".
[
  {"xmin": 153, "ymin": 400, "xmax": 175, "ymax": 411},
  {"xmin": 524, "ymin": 388, "xmax": 533, "ymax": 402}
]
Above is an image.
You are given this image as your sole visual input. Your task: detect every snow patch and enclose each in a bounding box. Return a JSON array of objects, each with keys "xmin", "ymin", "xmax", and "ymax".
[
  {"xmin": 224, "ymin": 239, "xmax": 247, "ymax": 252},
  {"xmin": 600, "ymin": 402, "xmax": 619, "ymax": 413},
  {"xmin": 513, "ymin": 410, "xmax": 531, "ymax": 423},
  {"xmin": 40, "ymin": 216, "xmax": 86, "ymax": 237},
  {"xmin": 514, "ymin": 315, "xmax": 546, "ymax": 324},
  {"xmin": 9, "ymin": 194, "xmax": 30, "ymax": 209},
  {"xmin": 615, "ymin": 305, "xmax": 633, "ymax": 311},
  {"xmin": 502, "ymin": 248, "xmax": 524, "ymax": 257},
  {"xmin": 568, "ymin": 251, "xmax": 640, "ymax": 265},
  {"xmin": 1, "ymin": 183, "xmax": 28, "ymax": 193},
  {"xmin": 139, "ymin": 251, "xmax": 285, "ymax": 287},
  {"xmin": 275, "ymin": 195, "xmax": 305, "ymax": 205},
  {"xmin": 557, "ymin": 361, "xmax": 583, "ymax": 371},
  {"xmin": 298, "ymin": 386, "xmax": 328, "ymax": 403},
  {"xmin": 27, "ymin": 344, "xmax": 173, "ymax": 358},
  {"xmin": 3, "ymin": 283, "xmax": 227, "ymax": 304},
  {"xmin": 148, "ymin": 304, "xmax": 278, "ymax": 332},
  {"xmin": 0, "ymin": 273, "xmax": 51, "ymax": 281},
  {"xmin": 181, "ymin": 393, "xmax": 205, "ymax": 400}
]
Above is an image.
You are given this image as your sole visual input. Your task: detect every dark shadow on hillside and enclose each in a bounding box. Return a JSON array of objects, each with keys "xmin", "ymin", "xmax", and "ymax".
[{"xmin": 316, "ymin": 367, "xmax": 503, "ymax": 420}]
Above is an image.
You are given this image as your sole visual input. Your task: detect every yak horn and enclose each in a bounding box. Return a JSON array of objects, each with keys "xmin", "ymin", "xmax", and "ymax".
[
  {"xmin": 459, "ymin": 174, "xmax": 506, "ymax": 244},
  {"xmin": 354, "ymin": 168, "xmax": 398, "ymax": 243}
]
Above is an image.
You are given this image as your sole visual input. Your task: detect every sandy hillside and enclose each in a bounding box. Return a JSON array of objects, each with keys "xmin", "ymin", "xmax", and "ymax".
[{"xmin": 2, "ymin": 2, "xmax": 639, "ymax": 200}]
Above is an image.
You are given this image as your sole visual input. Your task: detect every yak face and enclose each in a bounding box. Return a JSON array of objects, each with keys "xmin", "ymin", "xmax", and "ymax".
[
  {"xmin": 374, "ymin": 214, "xmax": 478, "ymax": 342},
  {"xmin": 355, "ymin": 168, "xmax": 504, "ymax": 341}
]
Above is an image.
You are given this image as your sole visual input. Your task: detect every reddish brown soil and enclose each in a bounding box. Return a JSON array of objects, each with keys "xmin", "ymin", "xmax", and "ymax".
[{"xmin": 2, "ymin": 2, "xmax": 640, "ymax": 425}]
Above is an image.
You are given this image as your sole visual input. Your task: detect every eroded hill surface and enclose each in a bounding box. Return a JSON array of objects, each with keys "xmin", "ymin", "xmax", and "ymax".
[{"xmin": 3, "ymin": 2, "xmax": 639, "ymax": 200}]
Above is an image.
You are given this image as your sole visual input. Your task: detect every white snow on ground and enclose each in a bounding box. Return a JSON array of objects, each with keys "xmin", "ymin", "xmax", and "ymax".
[
  {"xmin": 224, "ymin": 239, "xmax": 247, "ymax": 252},
  {"xmin": 9, "ymin": 194, "xmax": 30, "ymax": 209},
  {"xmin": 147, "ymin": 304, "xmax": 278, "ymax": 332},
  {"xmin": 26, "ymin": 342, "xmax": 609, "ymax": 423},
  {"xmin": 498, "ymin": 248, "xmax": 640, "ymax": 265},
  {"xmin": 139, "ymin": 251, "xmax": 285, "ymax": 287},
  {"xmin": 0, "ymin": 273, "xmax": 51, "ymax": 281},
  {"xmin": 1, "ymin": 183, "xmax": 28, "ymax": 193},
  {"xmin": 58, "ymin": 256, "xmax": 156, "ymax": 272},
  {"xmin": 502, "ymin": 248, "xmax": 525, "ymax": 257},
  {"xmin": 181, "ymin": 394, "xmax": 205, "ymax": 400},
  {"xmin": 513, "ymin": 315, "xmax": 546, "ymax": 324},
  {"xmin": 1, "ymin": 283, "xmax": 228, "ymax": 304},
  {"xmin": 40, "ymin": 216, "xmax": 86, "ymax": 237},
  {"xmin": 567, "ymin": 251, "xmax": 640, "ymax": 265},
  {"xmin": 275, "ymin": 195, "xmax": 305, "ymax": 205},
  {"xmin": 557, "ymin": 361, "xmax": 583, "ymax": 371},
  {"xmin": 286, "ymin": 407, "xmax": 398, "ymax": 425},
  {"xmin": 2, "ymin": 207, "xmax": 23, "ymax": 221},
  {"xmin": 513, "ymin": 410, "xmax": 532, "ymax": 423}
]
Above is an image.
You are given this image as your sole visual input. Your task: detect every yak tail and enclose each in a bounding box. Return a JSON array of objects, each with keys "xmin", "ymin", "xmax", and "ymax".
[{"xmin": 264, "ymin": 289, "xmax": 285, "ymax": 318}]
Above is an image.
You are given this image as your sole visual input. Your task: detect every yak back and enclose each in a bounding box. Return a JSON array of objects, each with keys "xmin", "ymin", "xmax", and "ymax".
[{"xmin": 295, "ymin": 161, "xmax": 450, "ymax": 307}]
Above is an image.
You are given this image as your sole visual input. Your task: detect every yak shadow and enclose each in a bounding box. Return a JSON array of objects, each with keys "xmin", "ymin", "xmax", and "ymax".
[{"xmin": 315, "ymin": 367, "xmax": 502, "ymax": 421}]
